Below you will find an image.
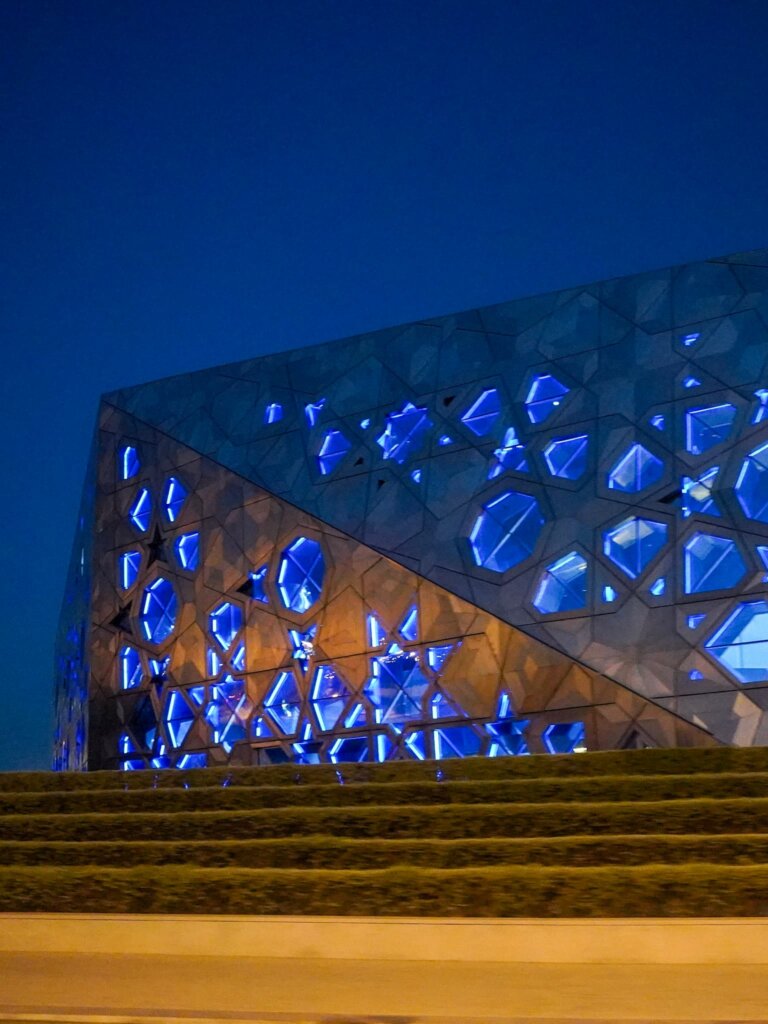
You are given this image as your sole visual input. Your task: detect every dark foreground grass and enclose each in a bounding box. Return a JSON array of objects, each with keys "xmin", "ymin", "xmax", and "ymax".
[
  {"xmin": 3, "ymin": 796, "xmax": 768, "ymax": 843},
  {"xmin": 0, "ymin": 863, "xmax": 766, "ymax": 917},
  {"xmin": 2, "ymin": 832, "xmax": 768, "ymax": 869}
]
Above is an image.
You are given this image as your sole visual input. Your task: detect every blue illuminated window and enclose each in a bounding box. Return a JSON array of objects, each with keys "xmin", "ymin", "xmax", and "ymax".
[
  {"xmin": 735, "ymin": 442, "xmax": 768, "ymax": 522},
  {"xmin": 328, "ymin": 736, "xmax": 369, "ymax": 764},
  {"xmin": 231, "ymin": 643, "xmax": 246, "ymax": 672},
  {"xmin": 208, "ymin": 648, "xmax": 221, "ymax": 677},
  {"xmin": 404, "ymin": 732, "xmax": 426, "ymax": 760},
  {"xmin": 682, "ymin": 332, "xmax": 701, "ymax": 348},
  {"xmin": 427, "ymin": 644, "xmax": 455, "ymax": 672},
  {"xmin": 243, "ymin": 565, "xmax": 269, "ymax": 603},
  {"xmin": 603, "ymin": 516, "xmax": 668, "ymax": 579},
  {"xmin": 650, "ymin": 414, "xmax": 665, "ymax": 430},
  {"xmin": 119, "ymin": 445, "xmax": 140, "ymax": 481},
  {"xmin": 162, "ymin": 477, "xmax": 187, "ymax": 523},
  {"xmin": 119, "ymin": 733, "xmax": 144, "ymax": 770},
  {"xmin": 120, "ymin": 646, "xmax": 143, "ymax": 690},
  {"xmin": 149, "ymin": 655, "xmax": 170, "ymax": 682},
  {"xmin": 685, "ymin": 404, "xmax": 737, "ymax": 455},
  {"xmin": 488, "ymin": 428, "xmax": 529, "ymax": 478},
  {"xmin": 305, "ymin": 399, "xmax": 326, "ymax": 426},
  {"xmin": 264, "ymin": 671, "xmax": 302, "ymax": 734},
  {"xmin": 289, "ymin": 624, "xmax": 317, "ymax": 670},
  {"xmin": 430, "ymin": 692, "xmax": 462, "ymax": 719},
  {"xmin": 399, "ymin": 606, "xmax": 418, "ymax": 642},
  {"xmin": 318, "ymin": 429, "xmax": 351, "ymax": 475},
  {"xmin": 174, "ymin": 532, "xmax": 199, "ymax": 571},
  {"xmin": 752, "ymin": 389, "xmax": 768, "ymax": 425},
  {"xmin": 434, "ymin": 725, "xmax": 482, "ymax": 759},
  {"xmin": 265, "ymin": 402, "xmax": 283, "ymax": 424},
  {"xmin": 683, "ymin": 376, "xmax": 701, "ymax": 389},
  {"xmin": 129, "ymin": 488, "xmax": 152, "ymax": 533},
  {"xmin": 533, "ymin": 552, "xmax": 587, "ymax": 614},
  {"xmin": 705, "ymin": 601, "xmax": 768, "ymax": 684},
  {"xmin": 469, "ymin": 490, "xmax": 545, "ymax": 572},
  {"xmin": 164, "ymin": 691, "xmax": 195, "ymax": 747},
  {"xmin": 140, "ymin": 578, "xmax": 178, "ymax": 643},
  {"xmin": 758, "ymin": 546, "xmax": 768, "ymax": 582},
  {"xmin": 649, "ymin": 577, "xmax": 666, "ymax": 597},
  {"xmin": 684, "ymin": 533, "xmax": 746, "ymax": 594},
  {"xmin": 209, "ymin": 601, "xmax": 242, "ymax": 651},
  {"xmin": 376, "ymin": 402, "xmax": 432, "ymax": 464},
  {"xmin": 682, "ymin": 467, "xmax": 720, "ymax": 518},
  {"xmin": 204, "ymin": 675, "xmax": 251, "ymax": 752},
  {"xmin": 602, "ymin": 585, "xmax": 617, "ymax": 603},
  {"xmin": 278, "ymin": 537, "xmax": 325, "ymax": 612},
  {"xmin": 543, "ymin": 435, "xmax": 588, "ymax": 480},
  {"xmin": 525, "ymin": 374, "xmax": 569, "ymax": 424},
  {"xmin": 119, "ymin": 550, "xmax": 141, "ymax": 590},
  {"xmin": 607, "ymin": 444, "xmax": 664, "ymax": 493},
  {"xmin": 438, "ymin": 434, "xmax": 453, "ymax": 446},
  {"xmin": 310, "ymin": 664, "xmax": 350, "ymax": 731},
  {"xmin": 364, "ymin": 648, "xmax": 430, "ymax": 726},
  {"xmin": 411, "ymin": 469, "xmax": 422, "ymax": 483},
  {"xmin": 461, "ymin": 388, "xmax": 501, "ymax": 437},
  {"xmin": 486, "ymin": 692, "xmax": 528, "ymax": 756},
  {"xmin": 543, "ymin": 721, "xmax": 586, "ymax": 754},
  {"xmin": 177, "ymin": 752, "xmax": 207, "ymax": 769},
  {"xmin": 687, "ymin": 613, "xmax": 707, "ymax": 629},
  {"xmin": 368, "ymin": 613, "xmax": 385, "ymax": 647},
  {"xmin": 689, "ymin": 669, "xmax": 704, "ymax": 681}
]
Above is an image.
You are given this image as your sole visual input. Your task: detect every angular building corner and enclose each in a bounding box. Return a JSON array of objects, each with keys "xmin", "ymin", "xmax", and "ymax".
[{"xmin": 55, "ymin": 248, "xmax": 768, "ymax": 769}]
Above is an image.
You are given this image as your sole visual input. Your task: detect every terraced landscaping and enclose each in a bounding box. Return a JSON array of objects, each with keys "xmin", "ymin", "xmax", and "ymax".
[{"xmin": 3, "ymin": 746, "xmax": 768, "ymax": 916}]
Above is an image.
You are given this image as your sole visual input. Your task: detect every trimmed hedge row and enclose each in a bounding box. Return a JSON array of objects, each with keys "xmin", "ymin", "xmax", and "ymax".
[
  {"xmin": 2, "ymin": 745, "xmax": 763, "ymax": 793},
  {"xmin": 2, "ymin": 832, "xmax": 768, "ymax": 870},
  {"xmin": 0, "ymin": 863, "xmax": 766, "ymax": 917},
  {"xmin": 1, "ymin": 772, "xmax": 767, "ymax": 816},
  {"xmin": 4, "ymin": 797, "xmax": 768, "ymax": 843}
]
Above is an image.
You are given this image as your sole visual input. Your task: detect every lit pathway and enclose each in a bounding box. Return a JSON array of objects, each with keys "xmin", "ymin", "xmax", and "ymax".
[{"xmin": 1, "ymin": 952, "xmax": 768, "ymax": 1022}]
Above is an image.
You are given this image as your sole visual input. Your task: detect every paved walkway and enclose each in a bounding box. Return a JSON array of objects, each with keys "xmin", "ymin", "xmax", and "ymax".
[{"xmin": 1, "ymin": 952, "xmax": 768, "ymax": 1022}]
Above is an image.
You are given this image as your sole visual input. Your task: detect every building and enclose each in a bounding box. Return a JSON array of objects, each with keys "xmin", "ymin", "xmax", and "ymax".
[{"xmin": 54, "ymin": 249, "xmax": 768, "ymax": 771}]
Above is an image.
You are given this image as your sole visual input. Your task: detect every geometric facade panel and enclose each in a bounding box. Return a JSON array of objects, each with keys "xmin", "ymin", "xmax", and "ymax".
[{"xmin": 55, "ymin": 248, "xmax": 768, "ymax": 767}]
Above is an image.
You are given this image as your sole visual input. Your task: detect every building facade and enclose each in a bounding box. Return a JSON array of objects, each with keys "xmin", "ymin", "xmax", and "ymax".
[{"xmin": 55, "ymin": 249, "xmax": 768, "ymax": 770}]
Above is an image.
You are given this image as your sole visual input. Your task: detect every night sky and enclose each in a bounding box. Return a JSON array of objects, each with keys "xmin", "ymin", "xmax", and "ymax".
[{"xmin": 2, "ymin": 0, "xmax": 768, "ymax": 770}]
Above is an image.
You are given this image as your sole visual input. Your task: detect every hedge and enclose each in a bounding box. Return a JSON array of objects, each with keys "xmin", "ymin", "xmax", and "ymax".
[
  {"xmin": 0, "ymin": 863, "xmax": 766, "ymax": 916},
  {"xmin": 6, "ymin": 745, "xmax": 768, "ymax": 793},
  {"xmin": 0, "ymin": 772, "xmax": 767, "ymax": 816},
  {"xmin": 3, "ymin": 797, "xmax": 768, "ymax": 843},
  {"xmin": 2, "ymin": 832, "xmax": 768, "ymax": 870}
]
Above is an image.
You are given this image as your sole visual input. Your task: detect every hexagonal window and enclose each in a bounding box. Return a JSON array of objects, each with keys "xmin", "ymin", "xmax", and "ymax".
[
  {"xmin": 118, "ymin": 550, "xmax": 141, "ymax": 590},
  {"xmin": 174, "ymin": 532, "xmax": 199, "ymax": 571},
  {"xmin": 533, "ymin": 551, "xmax": 587, "ymax": 614},
  {"xmin": 543, "ymin": 435, "xmax": 588, "ymax": 480},
  {"xmin": 162, "ymin": 477, "xmax": 188, "ymax": 523},
  {"xmin": 684, "ymin": 533, "xmax": 746, "ymax": 594},
  {"xmin": 705, "ymin": 601, "xmax": 768, "ymax": 684},
  {"xmin": 317, "ymin": 429, "xmax": 351, "ymax": 476},
  {"xmin": 682, "ymin": 466, "xmax": 720, "ymax": 518},
  {"xmin": 525, "ymin": 374, "xmax": 569, "ymax": 424},
  {"xmin": 461, "ymin": 388, "xmax": 501, "ymax": 437},
  {"xmin": 488, "ymin": 427, "xmax": 529, "ymax": 479},
  {"xmin": 278, "ymin": 537, "xmax": 325, "ymax": 612},
  {"xmin": 603, "ymin": 516, "xmax": 668, "ymax": 579},
  {"xmin": 209, "ymin": 602, "xmax": 242, "ymax": 652},
  {"xmin": 164, "ymin": 690, "xmax": 196, "ymax": 747},
  {"xmin": 264, "ymin": 670, "xmax": 302, "ymax": 734},
  {"xmin": 543, "ymin": 721, "xmax": 586, "ymax": 754},
  {"xmin": 376, "ymin": 402, "xmax": 432, "ymax": 464},
  {"xmin": 469, "ymin": 491, "xmax": 545, "ymax": 572},
  {"xmin": 119, "ymin": 445, "xmax": 140, "ymax": 481},
  {"xmin": 310, "ymin": 664, "xmax": 351, "ymax": 731},
  {"xmin": 119, "ymin": 645, "xmax": 143, "ymax": 690},
  {"xmin": 139, "ymin": 577, "xmax": 178, "ymax": 644},
  {"xmin": 205, "ymin": 675, "xmax": 251, "ymax": 752},
  {"xmin": 607, "ymin": 444, "xmax": 664, "ymax": 493},
  {"xmin": 736, "ymin": 442, "xmax": 768, "ymax": 522},
  {"xmin": 364, "ymin": 648, "xmax": 430, "ymax": 726},
  {"xmin": 128, "ymin": 487, "xmax": 152, "ymax": 533},
  {"xmin": 685, "ymin": 403, "xmax": 737, "ymax": 455}
]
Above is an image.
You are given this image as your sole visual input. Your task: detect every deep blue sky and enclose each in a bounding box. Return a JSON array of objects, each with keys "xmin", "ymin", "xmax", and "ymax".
[{"xmin": 1, "ymin": 0, "xmax": 768, "ymax": 770}]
